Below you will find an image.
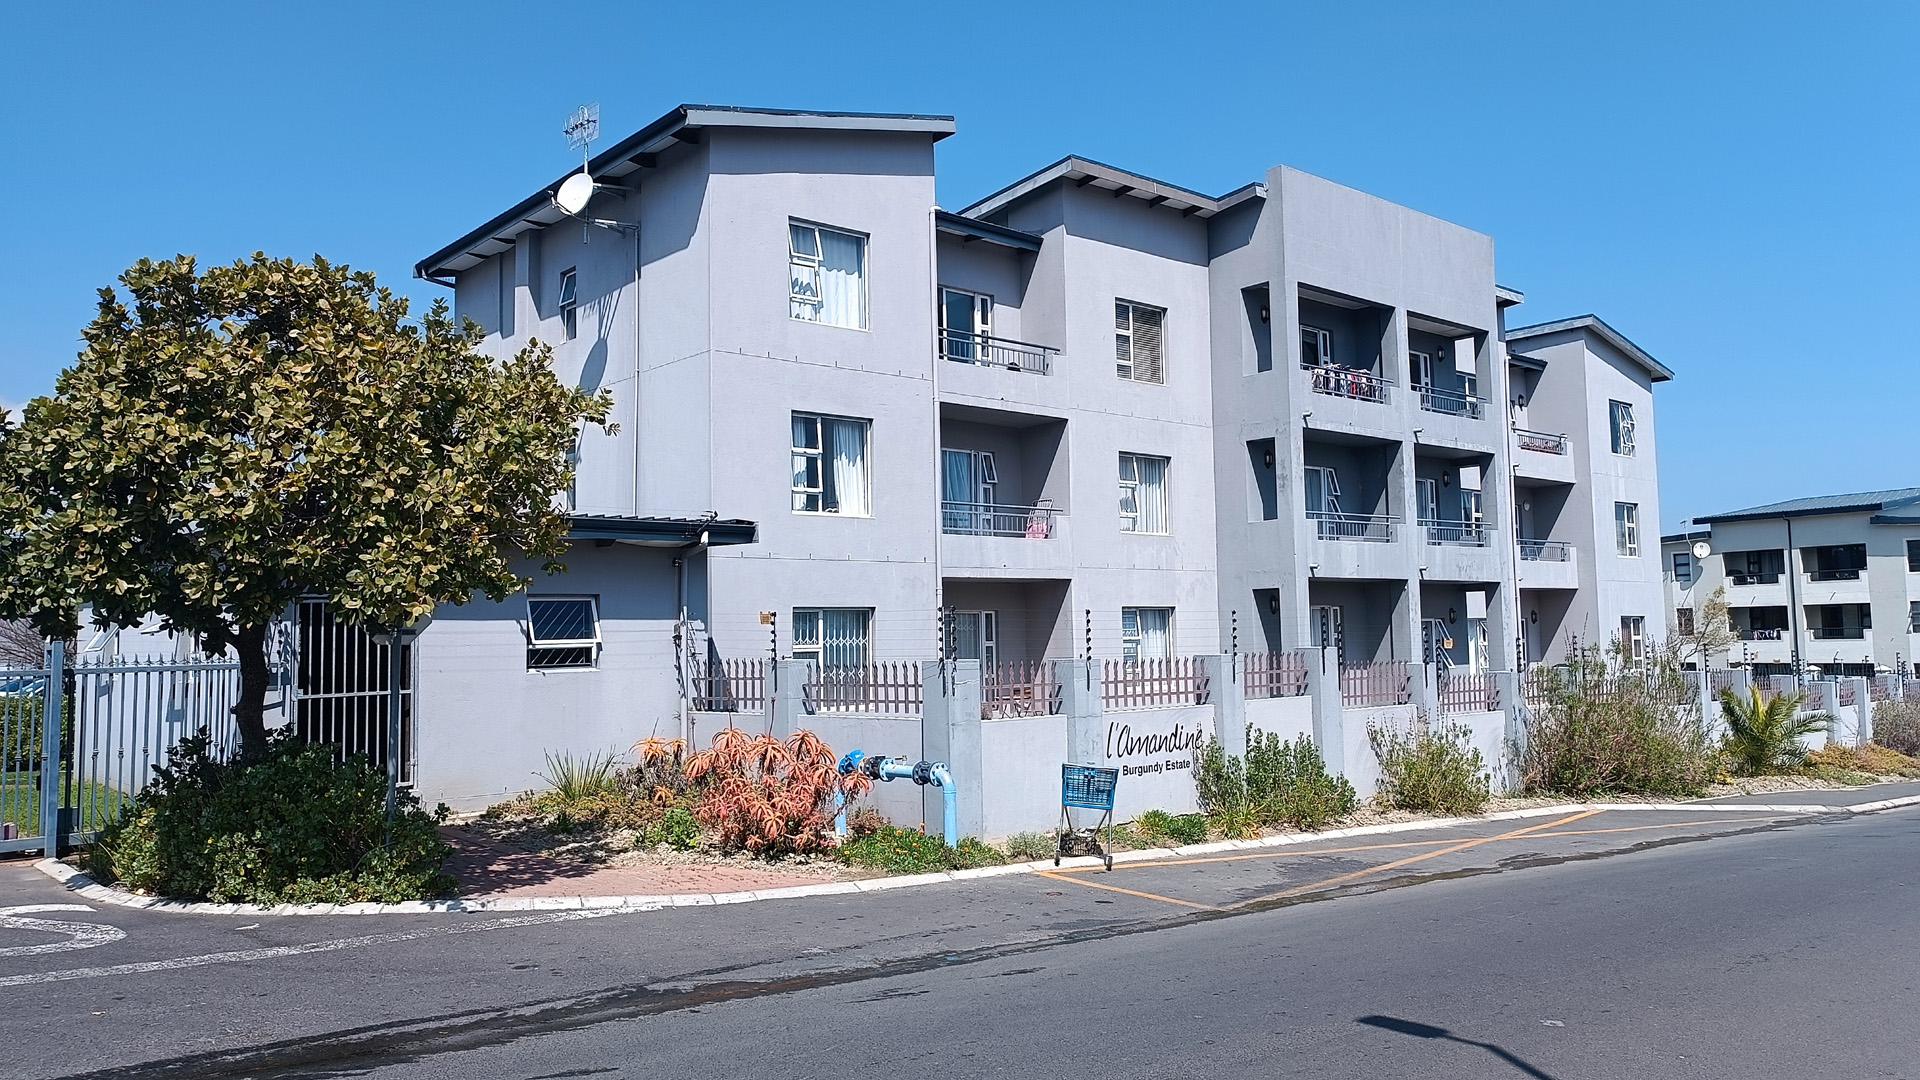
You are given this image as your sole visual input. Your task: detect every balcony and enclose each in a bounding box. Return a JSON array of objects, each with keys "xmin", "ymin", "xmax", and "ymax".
[
  {"xmin": 1808, "ymin": 568, "xmax": 1862, "ymax": 582},
  {"xmin": 1517, "ymin": 538, "xmax": 1578, "ymax": 590},
  {"xmin": 1511, "ymin": 427, "xmax": 1575, "ymax": 484},
  {"xmin": 939, "ymin": 501, "xmax": 1070, "ymax": 578},
  {"xmin": 1513, "ymin": 428, "xmax": 1567, "ymax": 455},
  {"xmin": 1420, "ymin": 519, "xmax": 1489, "ymax": 547},
  {"xmin": 1518, "ymin": 539, "xmax": 1571, "ymax": 562},
  {"xmin": 1739, "ymin": 628, "xmax": 1786, "ymax": 641},
  {"xmin": 938, "ymin": 330, "xmax": 1056, "ymax": 376},
  {"xmin": 1728, "ymin": 572, "xmax": 1782, "ymax": 586},
  {"xmin": 1305, "ymin": 364, "xmax": 1392, "ymax": 405},
  {"xmin": 1418, "ymin": 386, "xmax": 1488, "ymax": 420},
  {"xmin": 941, "ymin": 500, "xmax": 1057, "ymax": 539},
  {"xmin": 1310, "ymin": 511, "xmax": 1398, "ymax": 543},
  {"xmin": 1811, "ymin": 626, "xmax": 1868, "ymax": 640}
]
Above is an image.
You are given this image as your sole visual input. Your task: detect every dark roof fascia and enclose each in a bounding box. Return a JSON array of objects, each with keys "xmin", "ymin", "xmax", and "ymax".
[
  {"xmin": 565, "ymin": 514, "xmax": 758, "ymax": 546},
  {"xmin": 934, "ymin": 210, "xmax": 1042, "ymax": 251},
  {"xmin": 960, "ymin": 155, "xmax": 1255, "ymax": 220}
]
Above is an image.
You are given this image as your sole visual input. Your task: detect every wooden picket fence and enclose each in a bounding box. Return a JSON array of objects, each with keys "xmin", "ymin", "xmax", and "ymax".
[
  {"xmin": 1437, "ymin": 670, "xmax": 1501, "ymax": 714},
  {"xmin": 1102, "ymin": 656, "xmax": 1211, "ymax": 711},
  {"xmin": 981, "ymin": 659, "xmax": 1063, "ymax": 718},
  {"xmin": 804, "ymin": 662, "xmax": 923, "ymax": 714},
  {"xmin": 1340, "ymin": 661, "xmax": 1411, "ymax": 708},
  {"xmin": 690, "ymin": 656, "xmax": 765, "ymax": 712},
  {"xmin": 1243, "ymin": 650, "xmax": 1309, "ymax": 699}
]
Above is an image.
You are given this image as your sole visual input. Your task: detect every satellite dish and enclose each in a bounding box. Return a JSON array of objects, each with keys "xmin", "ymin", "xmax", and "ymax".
[
  {"xmin": 555, "ymin": 170, "xmax": 595, "ymax": 217},
  {"xmin": 1692, "ymin": 540, "xmax": 1712, "ymax": 560}
]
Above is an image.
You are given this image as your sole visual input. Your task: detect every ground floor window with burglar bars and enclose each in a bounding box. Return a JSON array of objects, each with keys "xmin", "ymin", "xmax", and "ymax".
[
  {"xmin": 527, "ymin": 596, "xmax": 601, "ymax": 670},
  {"xmin": 793, "ymin": 608, "xmax": 871, "ymax": 671},
  {"xmin": 1121, "ymin": 607, "xmax": 1173, "ymax": 666}
]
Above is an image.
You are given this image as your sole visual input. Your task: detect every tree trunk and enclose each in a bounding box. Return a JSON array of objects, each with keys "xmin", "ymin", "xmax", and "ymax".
[{"xmin": 233, "ymin": 623, "xmax": 272, "ymax": 760}]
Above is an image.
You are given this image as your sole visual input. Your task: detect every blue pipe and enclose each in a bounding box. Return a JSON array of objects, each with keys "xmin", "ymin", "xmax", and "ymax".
[{"xmin": 836, "ymin": 750, "xmax": 958, "ymax": 847}]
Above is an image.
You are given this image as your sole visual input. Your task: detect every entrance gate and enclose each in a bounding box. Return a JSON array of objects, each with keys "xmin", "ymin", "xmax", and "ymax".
[{"xmin": 293, "ymin": 599, "xmax": 414, "ymax": 784}]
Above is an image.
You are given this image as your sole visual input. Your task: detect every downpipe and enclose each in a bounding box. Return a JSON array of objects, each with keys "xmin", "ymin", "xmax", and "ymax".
[{"xmin": 836, "ymin": 750, "xmax": 959, "ymax": 847}]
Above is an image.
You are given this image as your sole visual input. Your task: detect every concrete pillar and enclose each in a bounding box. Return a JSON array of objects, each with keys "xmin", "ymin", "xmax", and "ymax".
[
  {"xmin": 1414, "ymin": 661, "xmax": 1440, "ymax": 716},
  {"xmin": 1493, "ymin": 669, "xmax": 1524, "ymax": 792},
  {"xmin": 1055, "ymin": 657, "xmax": 1103, "ymax": 766},
  {"xmin": 921, "ymin": 660, "xmax": 983, "ymax": 839},
  {"xmin": 766, "ymin": 659, "xmax": 813, "ymax": 740},
  {"xmin": 1304, "ymin": 646, "xmax": 1346, "ymax": 773},
  {"xmin": 1204, "ymin": 654, "xmax": 1246, "ymax": 760},
  {"xmin": 1842, "ymin": 677, "xmax": 1872, "ymax": 747}
]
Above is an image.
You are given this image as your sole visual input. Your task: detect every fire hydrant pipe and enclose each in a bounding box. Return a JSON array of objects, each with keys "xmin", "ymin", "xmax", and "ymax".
[{"xmin": 836, "ymin": 750, "xmax": 958, "ymax": 847}]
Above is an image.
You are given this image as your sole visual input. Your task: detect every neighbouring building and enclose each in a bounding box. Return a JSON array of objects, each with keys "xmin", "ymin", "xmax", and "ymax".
[
  {"xmin": 1664, "ymin": 488, "xmax": 1920, "ymax": 677},
  {"xmin": 399, "ymin": 102, "xmax": 1674, "ymax": 807}
]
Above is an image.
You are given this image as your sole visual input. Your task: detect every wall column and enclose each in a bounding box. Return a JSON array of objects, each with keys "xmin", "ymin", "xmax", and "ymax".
[
  {"xmin": 921, "ymin": 660, "xmax": 983, "ymax": 839},
  {"xmin": 1055, "ymin": 657, "xmax": 1104, "ymax": 766},
  {"xmin": 1205, "ymin": 653, "xmax": 1245, "ymax": 758},
  {"xmin": 767, "ymin": 659, "xmax": 813, "ymax": 740},
  {"xmin": 1304, "ymin": 646, "xmax": 1346, "ymax": 772}
]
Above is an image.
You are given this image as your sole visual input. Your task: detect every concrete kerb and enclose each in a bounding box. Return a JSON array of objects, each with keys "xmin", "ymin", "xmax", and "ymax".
[{"xmin": 32, "ymin": 793, "xmax": 1920, "ymax": 917}]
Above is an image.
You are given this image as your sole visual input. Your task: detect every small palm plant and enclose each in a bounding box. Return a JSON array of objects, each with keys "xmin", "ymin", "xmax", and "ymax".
[{"xmin": 1719, "ymin": 686, "xmax": 1826, "ymax": 776}]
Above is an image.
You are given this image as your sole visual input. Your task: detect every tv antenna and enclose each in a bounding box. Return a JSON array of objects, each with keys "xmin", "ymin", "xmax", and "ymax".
[{"xmin": 553, "ymin": 102, "xmax": 633, "ymax": 237}]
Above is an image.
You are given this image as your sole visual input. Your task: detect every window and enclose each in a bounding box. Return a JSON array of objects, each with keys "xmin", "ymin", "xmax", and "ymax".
[
  {"xmin": 557, "ymin": 267, "xmax": 578, "ymax": 341},
  {"xmin": 1911, "ymin": 601, "xmax": 1920, "ymax": 633},
  {"xmin": 1615, "ymin": 502, "xmax": 1640, "ymax": 557},
  {"xmin": 1620, "ymin": 616, "xmax": 1647, "ymax": 662},
  {"xmin": 1304, "ymin": 466, "xmax": 1342, "ymax": 516},
  {"xmin": 527, "ymin": 596, "xmax": 599, "ymax": 669},
  {"xmin": 792, "ymin": 608, "xmax": 871, "ymax": 671},
  {"xmin": 791, "ymin": 413, "xmax": 871, "ymax": 515},
  {"xmin": 563, "ymin": 428, "xmax": 581, "ymax": 512},
  {"xmin": 1410, "ymin": 349, "xmax": 1434, "ymax": 391},
  {"xmin": 1609, "ymin": 400, "xmax": 1636, "ymax": 456},
  {"xmin": 1118, "ymin": 453, "xmax": 1170, "ymax": 534},
  {"xmin": 789, "ymin": 221, "xmax": 868, "ymax": 329},
  {"xmin": 948, "ymin": 610, "xmax": 997, "ymax": 665},
  {"xmin": 1121, "ymin": 607, "xmax": 1174, "ymax": 663},
  {"xmin": 1115, "ymin": 300, "xmax": 1166, "ymax": 383},
  {"xmin": 939, "ymin": 287, "xmax": 992, "ymax": 362},
  {"xmin": 1461, "ymin": 488, "xmax": 1484, "ymax": 529},
  {"xmin": 1909, "ymin": 539, "xmax": 1920, "ymax": 572},
  {"xmin": 1310, "ymin": 605, "xmax": 1344, "ymax": 665},
  {"xmin": 1671, "ymin": 551, "xmax": 1694, "ymax": 584},
  {"xmin": 941, "ymin": 448, "xmax": 997, "ymax": 532},
  {"xmin": 1416, "ymin": 478, "xmax": 1439, "ymax": 522},
  {"xmin": 498, "ymin": 260, "xmax": 513, "ymax": 336},
  {"xmin": 1300, "ymin": 325, "xmax": 1333, "ymax": 367},
  {"xmin": 1676, "ymin": 607, "xmax": 1696, "ymax": 636}
]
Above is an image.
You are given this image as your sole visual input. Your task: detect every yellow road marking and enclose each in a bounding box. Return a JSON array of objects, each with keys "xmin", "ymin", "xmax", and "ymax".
[
  {"xmin": 1034, "ymin": 870, "xmax": 1219, "ymax": 911},
  {"xmin": 1249, "ymin": 809, "xmax": 1603, "ymax": 904},
  {"xmin": 1530, "ymin": 816, "xmax": 1774, "ymax": 839},
  {"xmin": 1050, "ymin": 835, "xmax": 1466, "ymax": 874}
]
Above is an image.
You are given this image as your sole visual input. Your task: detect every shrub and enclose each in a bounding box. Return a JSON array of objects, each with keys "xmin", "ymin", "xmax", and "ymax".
[
  {"xmin": 1520, "ymin": 645, "xmax": 1718, "ymax": 798},
  {"xmin": 87, "ymin": 732, "xmax": 452, "ymax": 904},
  {"xmin": 1134, "ymin": 809, "xmax": 1208, "ymax": 846},
  {"xmin": 1368, "ymin": 714, "xmax": 1490, "ymax": 816},
  {"xmin": 641, "ymin": 807, "xmax": 701, "ymax": 851},
  {"xmin": 630, "ymin": 737, "xmax": 696, "ymax": 805},
  {"xmin": 1001, "ymin": 831, "xmax": 1055, "ymax": 861},
  {"xmin": 683, "ymin": 728, "xmax": 870, "ymax": 856},
  {"xmin": 835, "ymin": 823, "xmax": 1005, "ymax": 874},
  {"xmin": 1196, "ymin": 727, "xmax": 1356, "ymax": 833},
  {"xmin": 1720, "ymin": 687, "xmax": 1827, "ymax": 776},
  {"xmin": 1873, "ymin": 700, "xmax": 1920, "ymax": 756},
  {"xmin": 1806, "ymin": 743, "xmax": 1920, "ymax": 781},
  {"xmin": 845, "ymin": 806, "xmax": 888, "ymax": 839}
]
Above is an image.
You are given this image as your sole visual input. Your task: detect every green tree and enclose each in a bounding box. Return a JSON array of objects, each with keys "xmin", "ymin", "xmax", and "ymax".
[
  {"xmin": 0, "ymin": 254, "xmax": 610, "ymax": 757},
  {"xmin": 1718, "ymin": 686, "xmax": 1825, "ymax": 776}
]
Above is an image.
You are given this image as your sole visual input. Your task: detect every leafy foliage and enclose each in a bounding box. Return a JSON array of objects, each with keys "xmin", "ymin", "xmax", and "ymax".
[
  {"xmin": 683, "ymin": 728, "xmax": 871, "ymax": 856},
  {"xmin": 1000, "ymin": 831, "xmax": 1055, "ymax": 861},
  {"xmin": 0, "ymin": 255, "xmax": 611, "ymax": 756},
  {"xmin": 834, "ymin": 823, "xmax": 1004, "ymax": 874},
  {"xmin": 1134, "ymin": 809, "xmax": 1209, "ymax": 846},
  {"xmin": 1195, "ymin": 726, "xmax": 1356, "ymax": 835},
  {"xmin": 1872, "ymin": 700, "xmax": 1920, "ymax": 756},
  {"xmin": 1719, "ymin": 687, "xmax": 1827, "ymax": 776},
  {"xmin": 1806, "ymin": 742, "xmax": 1920, "ymax": 781},
  {"xmin": 1368, "ymin": 714, "xmax": 1491, "ymax": 815},
  {"xmin": 641, "ymin": 807, "xmax": 701, "ymax": 851},
  {"xmin": 539, "ymin": 750, "xmax": 621, "ymax": 801},
  {"xmin": 845, "ymin": 806, "xmax": 888, "ymax": 839},
  {"xmin": 1520, "ymin": 642, "xmax": 1718, "ymax": 798},
  {"xmin": 86, "ymin": 732, "xmax": 452, "ymax": 903}
]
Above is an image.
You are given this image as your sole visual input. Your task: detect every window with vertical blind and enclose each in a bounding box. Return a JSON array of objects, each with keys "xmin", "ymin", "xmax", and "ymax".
[
  {"xmin": 1115, "ymin": 300, "xmax": 1166, "ymax": 383},
  {"xmin": 1121, "ymin": 607, "xmax": 1173, "ymax": 663},
  {"xmin": 1119, "ymin": 453, "xmax": 1170, "ymax": 534}
]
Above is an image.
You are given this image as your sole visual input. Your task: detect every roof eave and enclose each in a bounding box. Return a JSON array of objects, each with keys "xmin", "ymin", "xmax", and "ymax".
[{"xmin": 1505, "ymin": 314, "xmax": 1674, "ymax": 383}]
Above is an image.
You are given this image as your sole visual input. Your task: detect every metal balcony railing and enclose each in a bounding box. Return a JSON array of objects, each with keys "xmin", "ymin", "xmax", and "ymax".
[
  {"xmin": 1419, "ymin": 518, "xmax": 1489, "ymax": 547},
  {"xmin": 1304, "ymin": 364, "xmax": 1392, "ymax": 404},
  {"xmin": 1513, "ymin": 428, "xmax": 1569, "ymax": 455},
  {"xmin": 1417, "ymin": 385, "xmax": 1487, "ymax": 419},
  {"xmin": 1738, "ymin": 628, "xmax": 1786, "ymax": 641},
  {"xmin": 1309, "ymin": 511, "xmax": 1398, "ymax": 543},
  {"xmin": 1728, "ymin": 572, "xmax": 1782, "ymax": 586},
  {"xmin": 1810, "ymin": 626, "xmax": 1868, "ymax": 640},
  {"xmin": 1808, "ymin": 568, "xmax": 1864, "ymax": 582},
  {"xmin": 940, "ymin": 500, "xmax": 1057, "ymax": 539},
  {"xmin": 1518, "ymin": 539, "xmax": 1572, "ymax": 561},
  {"xmin": 938, "ymin": 330, "xmax": 1056, "ymax": 375}
]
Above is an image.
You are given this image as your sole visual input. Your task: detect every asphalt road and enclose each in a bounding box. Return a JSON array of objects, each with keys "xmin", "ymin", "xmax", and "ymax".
[{"xmin": 3, "ymin": 802, "xmax": 1918, "ymax": 1079}]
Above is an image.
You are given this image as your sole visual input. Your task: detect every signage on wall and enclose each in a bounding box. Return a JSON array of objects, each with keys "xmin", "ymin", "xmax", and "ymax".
[{"xmin": 1105, "ymin": 719, "xmax": 1205, "ymax": 779}]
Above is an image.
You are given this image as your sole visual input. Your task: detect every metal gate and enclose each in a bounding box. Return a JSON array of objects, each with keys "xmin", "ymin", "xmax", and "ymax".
[{"xmin": 293, "ymin": 599, "xmax": 414, "ymax": 783}]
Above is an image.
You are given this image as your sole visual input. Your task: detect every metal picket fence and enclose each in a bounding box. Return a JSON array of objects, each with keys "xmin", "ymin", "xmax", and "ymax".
[
  {"xmin": 1340, "ymin": 661, "xmax": 1412, "ymax": 708},
  {"xmin": 1243, "ymin": 651, "xmax": 1309, "ymax": 699},
  {"xmin": 1437, "ymin": 670, "xmax": 1501, "ymax": 714},
  {"xmin": 1101, "ymin": 656, "xmax": 1211, "ymax": 710},
  {"xmin": 981, "ymin": 659, "xmax": 1062, "ymax": 718}
]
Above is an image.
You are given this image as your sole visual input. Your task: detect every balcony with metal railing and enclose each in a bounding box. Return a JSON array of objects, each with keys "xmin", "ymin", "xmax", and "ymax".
[
  {"xmin": 1304, "ymin": 364, "xmax": 1393, "ymax": 405},
  {"xmin": 1309, "ymin": 511, "xmax": 1398, "ymax": 543},
  {"xmin": 1417, "ymin": 385, "xmax": 1488, "ymax": 420},
  {"xmin": 1517, "ymin": 537, "xmax": 1578, "ymax": 590},
  {"xmin": 1512, "ymin": 427, "xmax": 1575, "ymax": 484},
  {"xmin": 938, "ymin": 330, "xmax": 1056, "ymax": 376},
  {"xmin": 939, "ymin": 500, "xmax": 1071, "ymax": 578},
  {"xmin": 941, "ymin": 500, "xmax": 1057, "ymax": 539},
  {"xmin": 1518, "ymin": 539, "xmax": 1571, "ymax": 561},
  {"xmin": 1420, "ymin": 518, "xmax": 1489, "ymax": 547}
]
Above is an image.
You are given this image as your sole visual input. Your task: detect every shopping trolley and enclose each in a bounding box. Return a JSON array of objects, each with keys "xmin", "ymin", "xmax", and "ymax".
[{"xmin": 1056, "ymin": 763, "xmax": 1119, "ymax": 871}]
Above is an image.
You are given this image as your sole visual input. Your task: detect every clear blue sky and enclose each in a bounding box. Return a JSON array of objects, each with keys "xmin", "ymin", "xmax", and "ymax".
[{"xmin": 2, "ymin": 3, "xmax": 1914, "ymax": 530}]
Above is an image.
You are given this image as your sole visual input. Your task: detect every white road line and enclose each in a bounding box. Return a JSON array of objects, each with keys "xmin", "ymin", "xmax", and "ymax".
[
  {"xmin": 0, "ymin": 905, "xmax": 125, "ymax": 959},
  {"xmin": 0, "ymin": 907, "xmax": 628, "ymax": 989}
]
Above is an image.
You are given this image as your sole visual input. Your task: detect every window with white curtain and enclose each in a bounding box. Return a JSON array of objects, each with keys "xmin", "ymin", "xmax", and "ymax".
[
  {"xmin": 789, "ymin": 221, "xmax": 868, "ymax": 329},
  {"xmin": 1615, "ymin": 502, "xmax": 1640, "ymax": 557},
  {"xmin": 792, "ymin": 608, "xmax": 871, "ymax": 670},
  {"xmin": 1119, "ymin": 452, "xmax": 1170, "ymax": 534},
  {"xmin": 1121, "ymin": 607, "xmax": 1174, "ymax": 664},
  {"xmin": 792, "ymin": 413, "xmax": 871, "ymax": 516},
  {"xmin": 1609, "ymin": 400, "xmax": 1636, "ymax": 456},
  {"xmin": 527, "ymin": 596, "xmax": 600, "ymax": 670},
  {"xmin": 1114, "ymin": 300, "xmax": 1166, "ymax": 383}
]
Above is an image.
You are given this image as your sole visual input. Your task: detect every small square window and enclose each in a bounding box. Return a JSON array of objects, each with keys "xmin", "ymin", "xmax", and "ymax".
[
  {"xmin": 528, "ymin": 596, "xmax": 599, "ymax": 669},
  {"xmin": 558, "ymin": 268, "xmax": 578, "ymax": 341}
]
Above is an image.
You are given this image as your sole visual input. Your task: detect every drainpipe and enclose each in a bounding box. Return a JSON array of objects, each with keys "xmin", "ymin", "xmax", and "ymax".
[
  {"xmin": 1784, "ymin": 517, "xmax": 1804, "ymax": 682},
  {"xmin": 673, "ymin": 522, "xmax": 712, "ymax": 747}
]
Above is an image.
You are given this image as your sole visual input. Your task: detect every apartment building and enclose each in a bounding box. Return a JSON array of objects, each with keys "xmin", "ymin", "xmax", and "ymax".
[
  {"xmin": 1664, "ymin": 488, "xmax": 1920, "ymax": 676},
  {"xmin": 414, "ymin": 103, "xmax": 1672, "ymax": 680}
]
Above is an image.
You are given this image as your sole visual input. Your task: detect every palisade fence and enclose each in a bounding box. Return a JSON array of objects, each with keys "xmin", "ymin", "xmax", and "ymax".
[
  {"xmin": 981, "ymin": 659, "xmax": 1062, "ymax": 718},
  {"xmin": 1436, "ymin": 669, "xmax": 1501, "ymax": 714},
  {"xmin": 1836, "ymin": 681, "xmax": 1858, "ymax": 709},
  {"xmin": 1243, "ymin": 650, "xmax": 1309, "ymax": 699},
  {"xmin": 1709, "ymin": 669, "xmax": 1743, "ymax": 696},
  {"xmin": 803, "ymin": 662, "xmax": 924, "ymax": 715},
  {"xmin": 1802, "ymin": 681, "xmax": 1830, "ymax": 712},
  {"xmin": 1871, "ymin": 675, "xmax": 1894, "ymax": 703},
  {"xmin": 1339, "ymin": 661, "xmax": 1411, "ymax": 708},
  {"xmin": 1101, "ymin": 656, "xmax": 1211, "ymax": 711},
  {"xmin": 690, "ymin": 656, "xmax": 766, "ymax": 712}
]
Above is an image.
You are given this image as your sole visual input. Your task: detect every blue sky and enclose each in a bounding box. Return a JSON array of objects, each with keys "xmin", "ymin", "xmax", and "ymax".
[{"xmin": 2, "ymin": 2, "xmax": 1914, "ymax": 529}]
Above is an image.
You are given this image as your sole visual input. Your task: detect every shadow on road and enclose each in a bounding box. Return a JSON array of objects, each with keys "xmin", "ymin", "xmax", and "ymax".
[{"xmin": 1358, "ymin": 1014, "xmax": 1560, "ymax": 1079}]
